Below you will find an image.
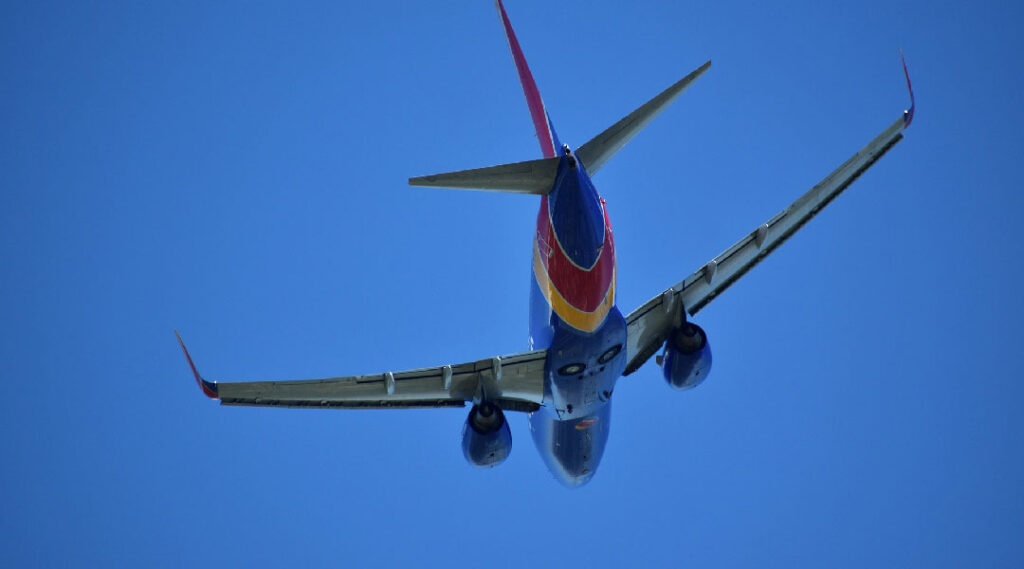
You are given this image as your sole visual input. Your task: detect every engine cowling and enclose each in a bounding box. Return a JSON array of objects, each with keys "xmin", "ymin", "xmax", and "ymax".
[
  {"xmin": 662, "ymin": 322, "xmax": 713, "ymax": 390},
  {"xmin": 461, "ymin": 401, "xmax": 512, "ymax": 467}
]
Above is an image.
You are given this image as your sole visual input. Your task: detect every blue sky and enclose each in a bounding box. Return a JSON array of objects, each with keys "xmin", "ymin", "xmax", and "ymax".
[{"xmin": 3, "ymin": 1, "xmax": 1023, "ymax": 566}]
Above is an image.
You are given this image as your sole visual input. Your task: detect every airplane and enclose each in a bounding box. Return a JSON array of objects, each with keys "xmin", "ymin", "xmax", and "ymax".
[{"xmin": 176, "ymin": 0, "xmax": 915, "ymax": 487}]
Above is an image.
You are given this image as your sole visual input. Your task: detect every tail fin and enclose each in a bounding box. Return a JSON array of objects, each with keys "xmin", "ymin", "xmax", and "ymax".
[
  {"xmin": 576, "ymin": 60, "xmax": 711, "ymax": 176},
  {"xmin": 496, "ymin": 0, "xmax": 561, "ymax": 158}
]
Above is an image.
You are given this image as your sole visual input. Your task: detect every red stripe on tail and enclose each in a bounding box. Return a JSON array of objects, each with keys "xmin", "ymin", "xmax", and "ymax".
[{"xmin": 496, "ymin": 0, "xmax": 556, "ymax": 158}]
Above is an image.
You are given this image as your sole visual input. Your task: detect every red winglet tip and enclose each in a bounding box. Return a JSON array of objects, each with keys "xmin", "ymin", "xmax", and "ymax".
[
  {"xmin": 175, "ymin": 330, "xmax": 218, "ymax": 399},
  {"xmin": 899, "ymin": 48, "xmax": 915, "ymax": 128}
]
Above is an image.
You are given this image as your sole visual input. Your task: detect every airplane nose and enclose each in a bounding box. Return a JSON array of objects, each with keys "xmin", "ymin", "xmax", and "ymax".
[
  {"xmin": 530, "ymin": 403, "xmax": 611, "ymax": 488},
  {"xmin": 554, "ymin": 469, "xmax": 595, "ymax": 488}
]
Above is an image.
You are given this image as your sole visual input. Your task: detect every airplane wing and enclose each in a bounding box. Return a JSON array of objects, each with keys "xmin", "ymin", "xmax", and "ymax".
[
  {"xmin": 623, "ymin": 56, "xmax": 916, "ymax": 376},
  {"xmin": 176, "ymin": 332, "xmax": 547, "ymax": 413}
]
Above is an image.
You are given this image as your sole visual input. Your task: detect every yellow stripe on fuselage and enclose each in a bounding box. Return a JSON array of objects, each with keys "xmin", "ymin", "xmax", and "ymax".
[{"xmin": 533, "ymin": 240, "xmax": 615, "ymax": 332}]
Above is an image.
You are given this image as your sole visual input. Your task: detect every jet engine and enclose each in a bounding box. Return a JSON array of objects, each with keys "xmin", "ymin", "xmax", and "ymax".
[
  {"xmin": 661, "ymin": 322, "xmax": 712, "ymax": 390},
  {"xmin": 461, "ymin": 401, "xmax": 512, "ymax": 467}
]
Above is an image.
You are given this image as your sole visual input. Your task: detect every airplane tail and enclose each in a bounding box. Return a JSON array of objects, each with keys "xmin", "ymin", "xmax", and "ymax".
[
  {"xmin": 576, "ymin": 60, "xmax": 710, "ymax": 175},
  {"xmin": 409, "ymin": 156, "xmax": 561, "ymax": 194},
  {"xmin": 408, "ymin": 0, "xmax": 564, "ymax": 193},
  {"xmin": 409, "ymin": 2, "xmax": 709, "ymax": 193},
  {"xmin": 495, "ymin": 0, "xmax": 562, "ymax": 160}
]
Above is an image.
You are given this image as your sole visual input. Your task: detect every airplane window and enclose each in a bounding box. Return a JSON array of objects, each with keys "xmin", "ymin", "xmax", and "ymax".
[
  {"xmin": 598, "ymin": 344, "xmax": 622, "ymax": 364},
  {"xmin": 558, "ymin": 363, "xmax": 586, "ymax": 375}
]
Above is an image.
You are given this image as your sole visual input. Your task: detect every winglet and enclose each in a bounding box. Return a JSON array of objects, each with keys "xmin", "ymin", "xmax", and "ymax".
[
  {"xmin": 899, "ymin": 48, "xmax": 915, "ymax": 128},
  {"xmin": 174, "ymin": 330, "xmax": 218, "ymax": 399}
]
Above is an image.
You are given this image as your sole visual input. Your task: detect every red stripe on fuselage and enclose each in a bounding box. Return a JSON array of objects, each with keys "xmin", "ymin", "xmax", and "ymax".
[{"xmin": 536, "ymin": 196, "xmax": 616, "ymax": 313}]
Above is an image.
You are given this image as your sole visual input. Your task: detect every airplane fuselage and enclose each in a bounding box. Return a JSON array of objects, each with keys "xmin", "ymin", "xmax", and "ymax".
[{"xmin": 528, "ymin": 151, "xmax": 627, "ymax": 486}]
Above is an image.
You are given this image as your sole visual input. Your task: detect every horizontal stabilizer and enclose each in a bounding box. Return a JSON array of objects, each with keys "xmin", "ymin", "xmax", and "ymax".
[
  {"xmin": 577, "ymin": 60, "xmax": 711, "ymax": 176},
  {"xmin": 409, "ymin": 156, "xmax": 561, "ymax": 195}
]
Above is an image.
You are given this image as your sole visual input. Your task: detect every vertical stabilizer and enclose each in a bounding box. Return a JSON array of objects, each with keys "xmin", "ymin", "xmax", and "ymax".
[{"xmin": 496, "ymin": 0, "xmax": 561, "ymax": 158}]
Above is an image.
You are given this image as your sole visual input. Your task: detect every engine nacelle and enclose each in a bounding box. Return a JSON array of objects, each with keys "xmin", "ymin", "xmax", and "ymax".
[
  {"xmin": 662, "ymin": 322, "xmax": 713, "ymax": 390},
  {"xmin": 461, "ymin": 401, "xmax": 512, "ymax": 467}
]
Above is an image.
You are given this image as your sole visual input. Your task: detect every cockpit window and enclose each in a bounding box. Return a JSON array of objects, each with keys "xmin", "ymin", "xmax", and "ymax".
[
  {"xmin": 597, "ymin": 344, "xmax": 622, "ymax": 364},
  {"xmin": 558, "ymin": 363, "xmax": 586, "ymax": 376}
]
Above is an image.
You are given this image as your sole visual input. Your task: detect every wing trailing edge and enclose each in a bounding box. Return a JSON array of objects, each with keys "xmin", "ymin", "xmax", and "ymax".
[{"xmin": 576, "ymin": 60, "xmax": 711, "ymax": 176}]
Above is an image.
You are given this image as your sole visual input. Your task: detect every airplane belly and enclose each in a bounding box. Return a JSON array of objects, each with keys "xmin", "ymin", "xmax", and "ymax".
[
  {"xmin": 529, "ymin": 402, "xmax": 612, "ymax": 488},
  {"xmin": 527, "ymin": 308, "xmax": 626, "ymax": 487},
  {"xmin": 545, "ymin": 307, "xmax": 626, "ymax": 418}
]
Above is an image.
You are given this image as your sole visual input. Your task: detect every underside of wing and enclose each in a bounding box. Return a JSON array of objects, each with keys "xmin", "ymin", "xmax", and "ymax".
[
  {"xmin": 681, "ymin": 116, "xmax": 905, "ymax": 314},
  {"xmin": 176, "ymin": 332, "xmax": 547, "ymax": 413},
  {"xmin": 623, "ymin": 54, "xmax": 916, "ymax": 375}
]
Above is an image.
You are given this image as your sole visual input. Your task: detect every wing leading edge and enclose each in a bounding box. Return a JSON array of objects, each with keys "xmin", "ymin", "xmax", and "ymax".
[
  {"xmin": 176, "ymin": 332, "xmax": 546, "ymax": 413},
  {"xmin": 623, "ymin": 56, "xmax": 916, "ymax": 376}
]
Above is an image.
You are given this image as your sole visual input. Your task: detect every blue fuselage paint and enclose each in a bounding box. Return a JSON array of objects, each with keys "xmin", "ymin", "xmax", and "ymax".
[{"xmin": 528, "ymin": 154, "xmax": 627, "ymax": 487}]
